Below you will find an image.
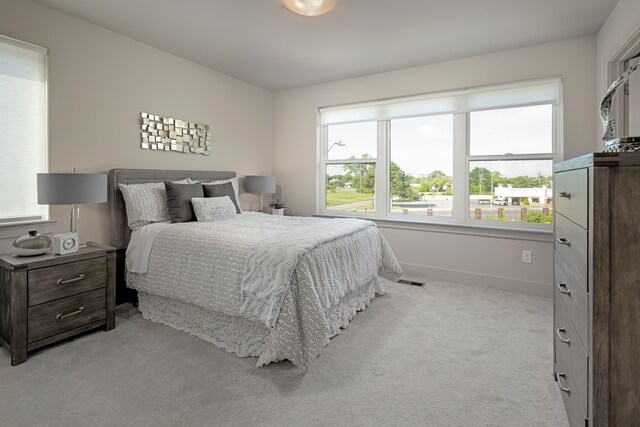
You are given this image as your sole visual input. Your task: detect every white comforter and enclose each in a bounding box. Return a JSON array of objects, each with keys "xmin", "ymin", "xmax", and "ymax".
[{"xmin": 127, "ymin": 213, "xmax": 402, "ymax": 368}]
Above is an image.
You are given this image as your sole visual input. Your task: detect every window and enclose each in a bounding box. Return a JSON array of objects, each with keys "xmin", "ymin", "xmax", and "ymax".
[
  {"xmin": 325, "ymin": 121, "xmax": 377, "ymax": 213},
  {"xmin": 0, "ymin": 36, "xmax": 48, "ymax": 223},
  {"xmin": 318, "ymin": 78, "xmax": 561, "ymax": 229}
]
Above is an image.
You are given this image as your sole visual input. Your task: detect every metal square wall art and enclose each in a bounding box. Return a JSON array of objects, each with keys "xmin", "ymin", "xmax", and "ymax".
[{"xmin": 140, "ymin": 112, "xmax": 211, "ymax": 155}]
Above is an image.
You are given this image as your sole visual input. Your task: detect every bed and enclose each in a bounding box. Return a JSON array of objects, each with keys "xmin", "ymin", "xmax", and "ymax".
[{"xmin": 109, "ymin": 168, "xmax": 402, "ymax": 369}]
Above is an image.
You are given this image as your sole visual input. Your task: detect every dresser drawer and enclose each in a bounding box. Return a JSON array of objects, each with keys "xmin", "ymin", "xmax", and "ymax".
[
  {"xmin": 554, "ymin": 168, "xmax": 588, "ymax": 229},
  {"xmin": 28, "ymin": 257, "xmax": 106, "ymax": 306},
  {"xmin": 555, "ymin": 213, "xmax": 588, "ymax": 291},
  {"xmin": 555, "ymin": 294, "xmax": 588, "ymax": 415},
  {"xmin": 554, "ymin": 252, "xmax": 588, "ymax": 349},
  {"xmin": 555, "ymin": 344, "xmax": 587, "ymax": 427},
  {"xmin": 27, "ymin": 289, "xmax": 106, "ymax": 344}
]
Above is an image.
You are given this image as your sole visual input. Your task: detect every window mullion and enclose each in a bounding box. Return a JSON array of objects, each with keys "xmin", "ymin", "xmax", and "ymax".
[
  {"xmin": 553, "ymin": 103, "xmax": 563, "ymax": 162},
  {"xmin": 468, "ymin": 153, "xmax": 555, "ymax": 162},
  {"xmin": 318, "ymin": 125, "xmax": 328, "ymax": 214},
  {"xmin": 325, "ymin": 159, "xmax": 378, "ymax": 164},
  {"xmin": 452, "ymin": 113, "xmax": 467, "ymax": 224},
  {"xmin": 375, "ymin": 120, "xmax": 389, "ymax": 218}
]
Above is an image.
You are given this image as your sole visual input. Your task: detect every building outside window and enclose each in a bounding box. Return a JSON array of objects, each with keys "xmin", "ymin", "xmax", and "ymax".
[
  {"xmin": 318, "ymin": 78, "xmax": 561, "ymax": 229},
  {"xmin": 0, "ymin": 35, "xmax": 48, "ymax": 224}
]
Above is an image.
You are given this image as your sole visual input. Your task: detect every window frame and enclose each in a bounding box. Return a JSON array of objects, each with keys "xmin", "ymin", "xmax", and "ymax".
[
  {"xmin": 0, "ymin": 34, "xmax": 49, "ymax": 226},
  {"xmin": 317, "ymin": 78, "xmax": 562, "ymax": 230}
]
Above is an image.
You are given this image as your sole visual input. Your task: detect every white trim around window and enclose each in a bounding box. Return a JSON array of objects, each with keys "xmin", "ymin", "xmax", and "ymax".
[{"xmin": 317, "ymin": 77, "xmax": 563, "ymax": 230}]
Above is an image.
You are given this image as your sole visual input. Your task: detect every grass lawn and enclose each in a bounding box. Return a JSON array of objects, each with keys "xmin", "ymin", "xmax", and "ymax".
[{"xmin": 326, "ymin": 190, "xmax": 373, "ymax": 207}]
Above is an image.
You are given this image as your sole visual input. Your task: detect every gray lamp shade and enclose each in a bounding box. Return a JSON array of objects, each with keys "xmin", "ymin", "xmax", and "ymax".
[
  {"xmin": 244, "ymin": 175, "xmax": 276, "ymax": 194},
  {"xmin": 37, "ymin": 173, "xmax": 108, "ymax": 205}
]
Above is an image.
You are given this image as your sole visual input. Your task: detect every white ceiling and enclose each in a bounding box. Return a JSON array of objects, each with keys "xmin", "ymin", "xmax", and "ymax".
[{"xmin": 35, "ymin": 0, "xmax": 618, "ymax": 91}]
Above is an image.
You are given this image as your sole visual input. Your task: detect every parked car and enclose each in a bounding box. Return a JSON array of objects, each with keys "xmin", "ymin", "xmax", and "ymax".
[
  {"xmin": 492, "ymin": 197, "xmax": 508, "ymax": 206},
  {"xmin": 478, "ymin": 199, "xmax": 491, "ymax": 205}
]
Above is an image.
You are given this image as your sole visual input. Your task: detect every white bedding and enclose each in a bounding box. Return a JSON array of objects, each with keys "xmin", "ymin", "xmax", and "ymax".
[
  {"xmin": 126, "ymin": 221, "xmax": 171, "ymax": 273},
  {"xmin": 127, "ymin": 212, "xmax": 402, "ymax": 368}
]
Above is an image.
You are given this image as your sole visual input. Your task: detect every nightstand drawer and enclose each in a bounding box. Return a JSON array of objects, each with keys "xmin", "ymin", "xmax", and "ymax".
[
  {"xmin": 554, "ymin": 168, "xmax": 588, "ymax": 229},
  {"xmin": 28, "ymin": 257, "xmax": 106, "ymax": 306},
  {"xmin": 27, "ymin": 289, "xmax": 106, "ymax": 344}
]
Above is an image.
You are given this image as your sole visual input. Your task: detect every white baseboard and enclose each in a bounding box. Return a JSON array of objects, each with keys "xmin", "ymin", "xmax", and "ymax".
[{"xmin": 399, "ymin": 262, "xmax": 552, "ymax": 298}]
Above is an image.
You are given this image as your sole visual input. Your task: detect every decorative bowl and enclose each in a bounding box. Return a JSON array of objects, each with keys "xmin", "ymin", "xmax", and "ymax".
[{"xmin": 12, "ymin": 230, "xmax": 52, "ymax": 257}]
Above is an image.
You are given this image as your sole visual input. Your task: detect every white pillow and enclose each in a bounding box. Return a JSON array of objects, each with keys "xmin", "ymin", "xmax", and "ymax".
[
  {"xmin": 191, "ymin": 196, "xmax": 237, "ymax": 222},
  {"xmin": 119, "ymin": 179, "xmax": 189, "ymax": 230}
]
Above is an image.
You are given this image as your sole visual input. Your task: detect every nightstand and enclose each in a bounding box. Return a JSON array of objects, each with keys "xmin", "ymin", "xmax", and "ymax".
[{"xmin": 0, "ymin": 242, "xmax": 115, "ymax": 366}]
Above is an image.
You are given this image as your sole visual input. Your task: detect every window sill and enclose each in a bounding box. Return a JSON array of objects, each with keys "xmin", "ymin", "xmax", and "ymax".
[{"xmin": 314, "ymin": 213, "xmax": 553, "ymax": 242}]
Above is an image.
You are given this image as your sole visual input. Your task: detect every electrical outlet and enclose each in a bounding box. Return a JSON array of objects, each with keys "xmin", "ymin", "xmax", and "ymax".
[{"xmin": 522, "ymin": 250, "xmax": 532, "ymax": 264}]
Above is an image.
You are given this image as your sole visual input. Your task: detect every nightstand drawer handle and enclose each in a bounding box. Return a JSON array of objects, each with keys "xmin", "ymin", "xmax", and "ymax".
[
  {"xmin": 559, "ymin": 191, "xmax": 571, "ymax": 199},
  {"xmin": 555, "ymin": 372, "xmax": 570, "ymax": 393},
  {"xmin": 557, "ymin": 282, "xmax": 571, "ymax": 295},
  {"xmin": 556, "ymin": 237, "xmax": 571, "ymax": 246},
  {"xmin": 56, "ymin": 306, "xmax": 84, "ymax": 320},
  {"xmin": 556, "ymin": 327, "xmax": 570, "ymax": 344},
  {"xmin": 56, "ymin": 274, "xmax": 85, "ymax": 285}
]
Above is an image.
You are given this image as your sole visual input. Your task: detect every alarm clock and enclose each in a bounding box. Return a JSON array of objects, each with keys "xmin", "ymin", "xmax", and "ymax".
[{"xmin": 53, "ymin": 232, "xmax": 79, "ymax": 255}]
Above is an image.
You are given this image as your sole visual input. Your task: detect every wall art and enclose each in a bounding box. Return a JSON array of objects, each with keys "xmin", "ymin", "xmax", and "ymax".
[{"xmin": 140, "ymin": 112, "xmax": 211, "ymax": 155}]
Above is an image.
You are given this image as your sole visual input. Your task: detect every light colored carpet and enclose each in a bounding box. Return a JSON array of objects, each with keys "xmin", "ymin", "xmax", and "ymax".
[{"xmin": 0, "ymin": 280, "xmax": 568, "ymax": 427}]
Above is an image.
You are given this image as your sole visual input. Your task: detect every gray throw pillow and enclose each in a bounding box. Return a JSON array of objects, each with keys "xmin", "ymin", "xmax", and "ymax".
[
  {"xmin": 164, "ymin": 182, "xmax": 204, "ymax": 223},
  {"xmin": 203, "ymin": 182, "xmax": 241, "ymax": 213}
]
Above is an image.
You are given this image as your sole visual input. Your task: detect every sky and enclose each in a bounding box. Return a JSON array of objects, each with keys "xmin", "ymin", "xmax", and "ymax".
[{"xmin": 327, "ymin": 105, "xmax": 554, "ymax": 179}]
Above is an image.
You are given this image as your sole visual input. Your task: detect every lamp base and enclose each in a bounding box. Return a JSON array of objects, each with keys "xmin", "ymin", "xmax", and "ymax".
[{"xmin": 70, "ymin": 204, "xmax": 79, "ymax": 233}]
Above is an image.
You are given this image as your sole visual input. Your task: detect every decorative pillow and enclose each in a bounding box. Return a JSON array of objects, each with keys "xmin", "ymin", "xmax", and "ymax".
[
  {"xmin": 203, "ymin": 182, "xmax": 241, "ymax": 214},
  {"xmin": 201, "ymin": 177, "xmax": 241, "ymax": 212},
  {"xmin": 164, "ymin": 182, "xmax": 204, "ymax": 223},
  {"xmin": 119, "ymin": 179, "xmax": 190, "ymax": 230},
  {"xmin": 191, "ymin": 196, "xmax": 237, "ymax": 222},
  {"xmin": 119, "ymin": 182, "xmax": 168, "ymax": 230}
]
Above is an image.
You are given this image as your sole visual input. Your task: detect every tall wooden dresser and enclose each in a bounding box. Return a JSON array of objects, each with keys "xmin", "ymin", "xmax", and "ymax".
[{"xmin": 553, "ymin": 152, "xmax": 640, "ymax": 426}]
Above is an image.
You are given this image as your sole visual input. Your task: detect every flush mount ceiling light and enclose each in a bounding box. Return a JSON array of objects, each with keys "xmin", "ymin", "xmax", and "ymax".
[{"xmin": 281, "ymin": 0, "xmax": 337, "ymax": 17}]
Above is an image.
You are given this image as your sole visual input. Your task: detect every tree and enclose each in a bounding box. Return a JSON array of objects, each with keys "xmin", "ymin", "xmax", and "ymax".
[
  {"xmin": 469, "ymin": 167, "xmax": 492, "ymax": 195},
  {"xmin": 361, "ymin": 165, "xmax": 376, "ymax": 194},
  {"xmin": 425, "ymin": 170, "xmax": 452, "ymax": 193},
  {"xmin": 344, "ymin": 154, "xmax": 376, "ymax": 194},
  {"xmin": 390, "ymin": 161, "xmax": 418, "ymax": 201}
]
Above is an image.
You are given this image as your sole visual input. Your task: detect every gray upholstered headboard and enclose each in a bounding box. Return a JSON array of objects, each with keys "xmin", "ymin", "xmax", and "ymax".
[{"xmin": 108, "ymin": 168, "xmax": 236, "ymax": 250}]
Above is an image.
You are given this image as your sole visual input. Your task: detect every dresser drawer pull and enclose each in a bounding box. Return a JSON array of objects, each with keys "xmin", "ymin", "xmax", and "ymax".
[
  {"xmin": 556, "ymin": 282, "xmax": 571, "ymax": 295},
  {"xmin": 556, "ymin": 327, "xmax": 571, "ymax": 344},
  {"xmin": 56, "ymin": 274, "xmax": 85, "ymax": 285},
  {"xmin": 56, "ymin": 306, "xmax": 85, "ymax": 320},
  {"xmin": 558, "ymin": 191, "xmax": 571, "ymax": 199},
  {"xmin": 555, "ymin": 373, "xmax": 570, "ymax": 393},
  {"xmin": 556, "ymin": 237, "xmax": 571, "ymax": 246}
]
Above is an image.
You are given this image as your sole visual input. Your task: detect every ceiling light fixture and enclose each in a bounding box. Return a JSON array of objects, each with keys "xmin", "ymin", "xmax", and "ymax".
[{"xmin": 281, "ymin": 0, "xmax": 337, "ymax": 17}]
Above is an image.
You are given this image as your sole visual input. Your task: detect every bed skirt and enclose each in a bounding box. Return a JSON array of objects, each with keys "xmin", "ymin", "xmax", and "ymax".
[{"xmin": 136, "ymin": 277, "xmax": 381, "ymax": 367}]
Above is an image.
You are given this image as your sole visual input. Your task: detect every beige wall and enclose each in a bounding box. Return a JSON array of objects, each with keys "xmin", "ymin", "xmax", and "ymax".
[
  {"xmin": 596, "ymin": 0, "xmax": 640, "ymax": 150},
  {"xmin": 0, "ymin": 0, "xmax": 607, "ymax": 297},
  {"xmin": 0, "ymin": 0, "xmax": 273, "ymax": 251},
  {"xmin": 273, "ymin": 36, "xmax": 598, "ymax": 296}
]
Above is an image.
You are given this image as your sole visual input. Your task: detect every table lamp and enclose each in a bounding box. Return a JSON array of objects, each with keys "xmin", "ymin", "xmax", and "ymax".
[
  {"xmin": 37, "ymin": 172, "xmax": 108, "ymax": 236},
  {"xmin": 244, "ymin": 175, "xmax": 276, "ymax": 212}
]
